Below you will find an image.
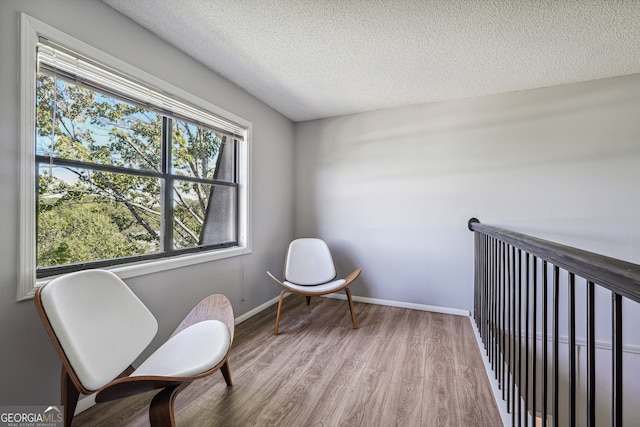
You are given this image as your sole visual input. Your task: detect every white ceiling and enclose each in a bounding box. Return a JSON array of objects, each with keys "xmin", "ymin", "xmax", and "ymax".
[{"xmin": 103, "ymin": 0, "xmax": 640, "ymax": 122}]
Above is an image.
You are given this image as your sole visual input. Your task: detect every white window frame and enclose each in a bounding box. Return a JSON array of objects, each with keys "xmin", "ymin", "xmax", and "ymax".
[{"xmin": 18, "ymin": 14, "xmax": 252, "ymax": 300}]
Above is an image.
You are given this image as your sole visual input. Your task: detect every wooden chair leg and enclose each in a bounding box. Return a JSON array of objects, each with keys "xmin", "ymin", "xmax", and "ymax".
[
  {"xmin": 345, "ymin": 288, "xmax": 357, "ymax": 329},
  {"xmin": 220, "ymin": 360, "xmax": 232, "ymax": 386},
  {"xmin": 149, "ymin": 383, "xmax": 189, "ymax": 427},
  {"xmin": 61, "ymin": 367, "xmax": 80, "ymax": 427},
  {"xmin": 306, "ymin": 296, "xmax": 311, "ymax": 305},
  {"xmin": 274, "ymin": 290, "xmax": 286, "ymax": 335}
]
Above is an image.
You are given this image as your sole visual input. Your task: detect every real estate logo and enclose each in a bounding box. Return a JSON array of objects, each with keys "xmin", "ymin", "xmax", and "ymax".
[{"xmin": 0, "ymin": 406, "xmax": 63, "ymax": 427}]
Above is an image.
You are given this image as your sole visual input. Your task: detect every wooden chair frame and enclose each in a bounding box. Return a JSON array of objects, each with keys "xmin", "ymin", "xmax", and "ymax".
[
  {"xmin": 35, "ymin": 290, "xmax": 235, "ymax": 427},
  {"xmin": 267, "ymin": 268, "xmax": 361, "ymax": 335}
]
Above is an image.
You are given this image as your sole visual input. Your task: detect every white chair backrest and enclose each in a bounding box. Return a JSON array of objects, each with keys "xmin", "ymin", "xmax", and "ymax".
[
  {"xmin": 39, "ymin": 270, "xmax": 158, "ymax": 391},
  {"xmin": 284, "ymin": 238, "xmax": 337, "ymax": 285}
]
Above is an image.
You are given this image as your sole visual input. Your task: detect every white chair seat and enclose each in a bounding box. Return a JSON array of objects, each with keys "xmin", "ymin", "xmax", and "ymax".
[
  {"xmin": 132, "ymin": 320, "xmax": 230, "ymax": 378},
  {"xmin": 283, "ymin": 279, "xmax": 346, "ymax": 293}
]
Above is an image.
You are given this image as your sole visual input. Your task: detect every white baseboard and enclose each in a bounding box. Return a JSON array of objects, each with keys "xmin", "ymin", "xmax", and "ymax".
[
  {"xmin": 234, "ymin": 293, "xmax": 288, "ymax": 325},
  {"xmin": 322, "ymin": 292, "xmax": 470, "ymax": 317}
]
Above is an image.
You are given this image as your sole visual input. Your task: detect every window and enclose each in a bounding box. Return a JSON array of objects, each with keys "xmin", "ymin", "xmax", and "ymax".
[{"xmin": 19, "ymin": 14, "xmax": 251, "ymax": 299}]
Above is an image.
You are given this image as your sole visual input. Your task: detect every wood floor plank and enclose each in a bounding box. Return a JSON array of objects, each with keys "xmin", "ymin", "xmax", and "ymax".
[
  {"xmin": 421, "ymin": 313, "xmax": 462, "ymax": 427},
  {"xmin": 338, "ymin": 368, "xmax": 392, "ymax": 427},
  {"xmin": 392, "ymin": 308, "xmax": 428, "ymax": 381},
  {"xmin": 234, "ymin": 314, "xmax": 352, "ymax": 425},
  {"xmin": 384, "ymin": 309, "xmax": 427, "ymax": 426},
  {"xmin": 452, "ymin": 316, "xmax": 503, "ymax": 427},
  {"xmin": 301, "ymin": 354, "xmax": 365, "ymax": 426},
  {"xmin": 331, "ymin": 303, "xmax": 386, "ymax": 364},
  {"xmin": 192, "ymin": 335, "xmax": 317, "ymax": 421},
  {"xmin": 383, "ymin": 373, "xmax": 424, "ymax": 426},
  {"xmin": 71, "ymin": 297, "xmax": 502, "ymax": 427},
  {"xmin": 362, "ymin": 306, "xmax": 409, "ymax": 374}
]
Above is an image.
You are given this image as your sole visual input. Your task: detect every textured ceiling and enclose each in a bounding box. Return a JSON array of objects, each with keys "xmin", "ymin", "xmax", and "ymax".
[{"xmin": 102, "ymin": 0, "xmax": 640, "ymax": 122}]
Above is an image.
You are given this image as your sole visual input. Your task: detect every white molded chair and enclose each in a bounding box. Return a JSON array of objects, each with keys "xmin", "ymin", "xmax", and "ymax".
[
  {"xmin": 35, "ymin": 269, "xmax": 234, "ymax": 427},
  {"xmin": 267, "ymin": 238, "xmax": 361, "ymax": 334}
]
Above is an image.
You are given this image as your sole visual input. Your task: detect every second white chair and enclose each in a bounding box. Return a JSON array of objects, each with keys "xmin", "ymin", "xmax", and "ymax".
[{"xmin": 267, "ymin": 238, "xmax": 361, "ymax": 334}]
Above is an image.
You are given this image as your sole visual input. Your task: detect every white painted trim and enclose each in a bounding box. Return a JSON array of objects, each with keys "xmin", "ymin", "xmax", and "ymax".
[
  {"xmin": 322, "ymin": 293, "xmax": 470, "ymax": 316},
  {"xmin": 18, "ymin": 14, "xmax": 252, "ymax": 300},
  {"xmin": 234, "ymin": 293, "xmax": 287, "ymax": 325},
  {"xmin": 18, "ymin": 14, "xmax": 38, "ymax": 302},
  {"xmin": 235, "ymin": 292, "xmax": 471, "ymax": 326},
  {"xmin": 31, "ymin": 247, "xmax": 254, "ymax": 300}
]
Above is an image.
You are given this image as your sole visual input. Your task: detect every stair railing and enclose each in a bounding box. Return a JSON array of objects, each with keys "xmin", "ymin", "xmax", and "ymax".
[{"xmin": 468, "ymin": 218, "xmax": 640, "ymax": 427}]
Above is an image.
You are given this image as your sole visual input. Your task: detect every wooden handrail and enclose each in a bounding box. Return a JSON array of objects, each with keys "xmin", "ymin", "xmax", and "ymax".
[{"xmin": 468, "ymin": 218, "xmax": 640, "ymax": 303}]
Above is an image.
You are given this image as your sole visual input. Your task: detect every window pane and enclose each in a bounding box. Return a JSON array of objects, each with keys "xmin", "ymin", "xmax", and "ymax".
[
  {"xmin": 172, "ymin": 120, "xmax": 234, "ymax": 182},
  {"xmin": 173, "ymin": 180, "xmax": 236, "ymax": 249},
  {"xmin": 36, "ymin": 73, "xmax": 162, "ymax": 172},
  {"xmin": 37, "ymin": 164, "xmax": 162, "ymax": 268}
]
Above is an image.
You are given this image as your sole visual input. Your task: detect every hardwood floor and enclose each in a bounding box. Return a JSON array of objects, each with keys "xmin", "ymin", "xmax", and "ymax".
[{"xmin": 72, "ymin": 296, "xmax": 502, "ymax": 426}]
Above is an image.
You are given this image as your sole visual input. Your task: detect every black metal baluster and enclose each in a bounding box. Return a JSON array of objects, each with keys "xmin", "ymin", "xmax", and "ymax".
[
  {"xmin": 532, "ymin": 256, "xmax": 538, "ymax": 427},
  {"xmin": 518, "ymin": 248, "xmax": 523, "ymax": 427},
  {"xmin": 492, "ymin": 237, "xmax": 497, "ymax": 374},
  {"xmin": 484, "ymin": 235, "xmax": 490, "ymax": 348},
  {"xmin": 552, "ymin": 266, "xmax": 559, "ymax": 427},
  {"xmin": 476, "ymin": 235, "xmax": 485, "ymax": 342},
  {"xmin": 568, "ymin": 273, "xmax": 576, "ymax": 427},
  {"xmin": 478, "ymin": 233, "xmax": 483, "ymax": 330},
  {"xmin": 511, "ymin": 246, "xmax": 518, "ymax": 426},
  {"xmin": 495, "ymin": 239, "xmax": 501, "ymax": 382},
  {"xmin": 474, "ymin": 231, "xmax": 479, "ymax": 329},
  {"xmin": 502, "ymin": 241, "xmax": 507, "ymax": 398},
  {"xmin": 542, "ymin": 260, "xmax": 548, "ymax": 427},
  {"xmin": 525, "ymin": 252, "xmax": 530, "ymax": 427},
  {"xmin": 612, "ymin": 292, "xmax": 623, "ymax": 427},
  {"xmin": 485, "ymin": 237, "xmax": 495, "ymax": 367},
  {"xmin": 587, "ymin": 281, "xmax": 595, "ymax": 427},
  {"xmin": 512, "ymin": 245, "xmax": 517, "ymax": 424},
  {"xmin": 507, "ymin": 244, "xmax": 512, "ymax": 410},
  {"xmin": 479, "ymin": 237, "xmax": 487, "ymax": 350},
  {"xmin": 491, "ymin": 238, "xmax": 499, "ymax": 379}
]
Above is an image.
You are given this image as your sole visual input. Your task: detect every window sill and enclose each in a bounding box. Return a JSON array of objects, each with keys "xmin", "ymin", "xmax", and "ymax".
[{"xmin": 23, "ymin": 245, "xmax": 251, "ymax": 301}]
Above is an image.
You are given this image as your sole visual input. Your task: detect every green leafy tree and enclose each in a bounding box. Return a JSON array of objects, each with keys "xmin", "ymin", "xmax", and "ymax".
[
  {"xmin": 37, "ymin": 202, "xmax": 147, "ymax": 267},
  {"xmin": 35, "ymin": 74, "xmax": 223, "ymax": 267}
]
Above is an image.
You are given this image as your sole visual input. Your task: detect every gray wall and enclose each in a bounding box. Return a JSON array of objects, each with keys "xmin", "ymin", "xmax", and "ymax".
[
  {"xmin": 294, "ymin": 74, "xmax": 640, "ymax": 311},
  {"xmin": 0, "ymin": 0, "xmax": 293, "ymax": 405}
]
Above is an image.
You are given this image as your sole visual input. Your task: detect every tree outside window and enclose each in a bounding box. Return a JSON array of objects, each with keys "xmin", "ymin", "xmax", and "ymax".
[{"xmin": 35, "ymin": 73, "xmax": 238, "ymax": 277}]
